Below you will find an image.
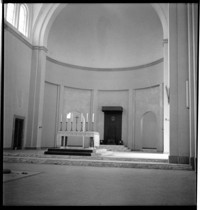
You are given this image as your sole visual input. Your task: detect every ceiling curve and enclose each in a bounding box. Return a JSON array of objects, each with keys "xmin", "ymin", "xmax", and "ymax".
[{"xmin": 47, "ymin": 3, "xmax": 163, "ymax": 68}]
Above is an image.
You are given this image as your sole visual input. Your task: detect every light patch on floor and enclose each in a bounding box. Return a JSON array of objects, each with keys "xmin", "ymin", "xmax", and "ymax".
[{"xmin": 101, "ymin": 152, "xmax": 169, "ymax": 159}]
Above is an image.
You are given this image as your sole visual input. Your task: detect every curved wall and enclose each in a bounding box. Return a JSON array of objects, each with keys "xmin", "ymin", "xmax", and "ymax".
[
  {"xmin": 43, "ymin": 57, "xmax": 163, "ymax": 146},
  {"xmin": 46, "ymin": 57, "xmax": 163, "ymax": 90},
  {"xmin": 47, "ymin": 4, "xmax": 163, "ymax": 68}
]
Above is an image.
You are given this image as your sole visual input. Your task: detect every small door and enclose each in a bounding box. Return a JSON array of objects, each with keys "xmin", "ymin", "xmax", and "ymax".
[
  {"xmin": 13, "ymin": 117, "xmax": 24, "ymax": 149},
  {"xmin": 104, "ymin": 112, "xmax": 122, "ymax": 145}
]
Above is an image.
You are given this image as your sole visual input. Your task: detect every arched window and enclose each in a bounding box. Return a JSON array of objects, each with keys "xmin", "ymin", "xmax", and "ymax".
[
  {"xmin": 18, "ymin": 4, "xmax": 28, "ymax": 36},
  {"xmin": 6, "ymin": 3, "xmax": 15, "ymax": 25}
]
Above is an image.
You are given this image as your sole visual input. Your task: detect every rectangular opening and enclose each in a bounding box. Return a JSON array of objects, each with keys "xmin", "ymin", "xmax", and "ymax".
[{"xmin": 12, "ymin": 115, "xmax": 25, "ymax": 150}]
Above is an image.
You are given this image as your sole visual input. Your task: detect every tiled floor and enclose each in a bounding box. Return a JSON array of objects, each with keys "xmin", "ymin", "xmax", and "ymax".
[{"xmin": 3, "ymin": 162, "xmax": 197, "ymax": 206}]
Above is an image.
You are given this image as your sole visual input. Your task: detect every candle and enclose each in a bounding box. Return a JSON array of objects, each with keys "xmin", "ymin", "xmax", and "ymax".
[
  {"xmin": 86, "ymin": 113, "xmax": 88, "ymax": 122},
  {"xmin": 61, "ymin": 114, "xmax": 62, "ymax": 122},
  {"xmin": 81, "ymin": 113, "xmax": 83, "ymax": 122},
  {"xmin": 92, "ymin": 113, "xmax": 94, "ymax": 122},
  {"xmin": 71, "ymin": 113, "xmax": 73, "ymax": 122},
  {"xmin": 66, "ymin": 114, "xmax": 68, "ymax": 122}
]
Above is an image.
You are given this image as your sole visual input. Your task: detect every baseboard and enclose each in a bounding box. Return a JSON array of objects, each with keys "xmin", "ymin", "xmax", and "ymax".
[
  {"xmin": 169, "ymin": 155, "xmax": 189, "ymax": 164},
  {"xmin": 3, "ymin": 147, "xmax": 13, "ymax": 150}
]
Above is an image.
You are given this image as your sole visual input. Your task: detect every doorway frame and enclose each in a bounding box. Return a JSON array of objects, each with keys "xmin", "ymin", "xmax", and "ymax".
[
  {"xmin": 12, "ymin": 115, "xmax": 25, "ymax": 150},
  {"xmin": 102, "ymin": 106, "xmax": 123, "ymax": 145}
]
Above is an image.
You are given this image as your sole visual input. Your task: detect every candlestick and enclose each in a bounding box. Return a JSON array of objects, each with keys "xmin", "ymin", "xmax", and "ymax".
[
  {"xmin": 86, "ymin": 113, "xmax": 88, "ymax": 122},
  {"xmin": 60, "ymin": 122, "xmax": 62, "ymax": 131},
  {"xmin": 81, "ymin": 113, "xmax": 83, "ymax": 122},
  {"xmin": 71, "ymin": 121, "xmax": 73, "ymax": 131},
  {"xmin": 71, "ymin": 113, "xmax": 73, "ymax": 122},
  {"xmin": 86, "ymin": 122, "xmax": 88, "ymax": 131},
  {"xmin": 81, "ymin": 121, "xmax": 83, "ymax": 131},
  {"xmin": 75, "ymin": 116, "xmax": 79, "ymax": 131},
  {"xmin": 92, "ymin": 113, "xmax": 94, "ymax": 122}
]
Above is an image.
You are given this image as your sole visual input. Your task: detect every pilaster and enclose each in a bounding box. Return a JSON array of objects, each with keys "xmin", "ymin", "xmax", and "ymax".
[
  {"xmin": 163, "ymin": 38, "xmax": 169, "ymax": 153},
  {"xmin": 169, "ymin": 3, "xmax": 190, "ymax": 163},
  {"xmin": 26, "ymin": 46, "xmax": 48, "ymax": 149},
  {"xmin": 127, "ymin": 89, "xmax": 134, "ymax": 149}
]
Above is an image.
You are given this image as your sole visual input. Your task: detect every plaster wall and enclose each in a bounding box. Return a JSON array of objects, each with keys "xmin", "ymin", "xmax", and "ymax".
[
  {"xmin": 4, "ymin": 29, "xmax": 32, "ymax": 148},
  {"xmin": 45, "ymin": 59, "xmax": 163, "ymax": 90},
  {"xmin": 47, "ymin": 4, "xmax": 163, "ymax": 68},
  {"xmin": 97, "ymin": 90, "xmax": 128, "ymax": 144},
  {"xmin": 169, "ymin": 4, "xmax": 190, "ymax": 161},
  {"xmin": 134, "ymin": 85, "xmax": 163, "ymax": 152},
  {"xmin": 44, "ymin": 58, "xmax": 163, "ymax": 149},
  {"xmin": 41, "ymin": 82, "xmax": 58, "ymax": 148},
  {"xmin": 63, "ymin": 87, "xmax": 92, "ymax": 131}
]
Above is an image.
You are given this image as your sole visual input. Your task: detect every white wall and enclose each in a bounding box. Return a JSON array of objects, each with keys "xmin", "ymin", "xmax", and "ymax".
[
  {"xmin": 47, "ymin": 4, "xmax": 163, "ymax": 68},
  {"xmin": 43, "ymin": 57, "xmax": 163, "ymax": 149},
  {"xmin": 134, "ymin": 85, "xmax": 163, "ymax": 152},
  {"xmin": 45, "ymin": 58, "xmax": 163, "ymax": 90},
  {"xmin": 4, "ymin": 28, "xmax": 32, "ymax": 148},
  {"xmin": 97, "ymin": 90, "xmax": 128, "ymax": 143},
  {"xmin": 41, "ymin": 82, "xmax": 58, "ymax": 148}
]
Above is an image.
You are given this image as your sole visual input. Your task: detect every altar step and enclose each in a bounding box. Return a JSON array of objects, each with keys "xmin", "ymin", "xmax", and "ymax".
[
  {"xmin": 99, "ymin": 145, "xmax": 132, "ymax": 152},
  {"xmin": 4, "ymin": 149, "xmax": 193, "ymax": 170},
  {"xmin": 44, "ymin": 148, "xmax": 95, "ymax": 156}
]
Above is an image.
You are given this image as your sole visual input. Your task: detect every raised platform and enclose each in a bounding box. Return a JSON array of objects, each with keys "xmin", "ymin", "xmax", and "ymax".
[
  {"xmin": 3, "ymin": 147, "xmax": 193, "ymax": 171},
  {"xmin": 44, "ymin": 147, "xmax": 95, "ymax": 156}
]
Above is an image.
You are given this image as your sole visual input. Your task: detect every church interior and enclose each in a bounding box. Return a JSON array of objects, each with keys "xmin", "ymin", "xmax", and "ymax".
[{"xmin": 2, "ymin": 3, "xmax": 198, "ymax": 206}]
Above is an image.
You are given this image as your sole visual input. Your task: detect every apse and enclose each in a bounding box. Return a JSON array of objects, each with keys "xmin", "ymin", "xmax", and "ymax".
[{"xmin": 47, "ymin": 3, "xmax": 163, "ymax": 68}]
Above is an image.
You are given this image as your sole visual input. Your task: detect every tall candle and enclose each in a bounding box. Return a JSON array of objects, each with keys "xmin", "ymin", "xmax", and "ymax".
[
  {"xmin": 86, "ymin": 113, "xmax": 88, "ymax": 122},
  {"xmin": 92, "ymin": 113, "xmax": 94, "ymax": 122},
  {"xmin": 66, "ymin": 114, "xmax": 68, "ymax": 122},
  {"xmin": 81, "ymin": 113, "xmax": 83, "ymax": 122},
  {"xmin": 71, "ymin": 113, "xmax": 73, "ymax": 122},
  {"xmin": 61, "ymin": 114, "xmax": 62, "ymax": 122}
]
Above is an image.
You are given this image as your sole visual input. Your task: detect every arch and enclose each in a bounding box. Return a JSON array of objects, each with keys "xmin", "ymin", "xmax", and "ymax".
[
  {"xmin": 141, "ymin": 111, "xmax": 158, "ymax": 149},
  {"xmin": 32, "ymin": 4, "xmax": 66, "ymax": 46},
  {"xmin": 18, "ymin": 4, "xmax": 28, "ymax": 36},
  {"xmin": 151, "ymin": 4, "xmax": 168, "ymax": 39},
  {"xmin": 32, "ymin": 3, "xmax": 168, "ymax": 47}
]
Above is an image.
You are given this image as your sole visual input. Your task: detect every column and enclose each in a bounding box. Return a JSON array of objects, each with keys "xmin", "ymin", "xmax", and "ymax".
[
  {"xmin": 192, "ymin": 3, "xmax": 197, "ymax": 170},
  {"xmin": 127, "ymin": 89, "xmax": 134, "ymax": 150},
  {"xmin": 169, "ymin": 4, "xmax": 190, "ymax": 164},
  {"xmin": 26, "ymin": 46, "xmax": 48, "ymax": 149},
  {"xmin": 187, "ymin": 3, "xmax": 197, "ymax": 170},
  {"xmin": 163, "ymin": 38, "xmax": 169, "ymax": 153}
]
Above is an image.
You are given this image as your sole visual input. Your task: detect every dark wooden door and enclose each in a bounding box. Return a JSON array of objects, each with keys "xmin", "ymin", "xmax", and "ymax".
[
  {"xmin": 13, "ymin": 118, "xmax": 24, "ymax": 149},
  {"xmin": 104, "ymin": 112, "xmax": 122, "ymax": 145}
]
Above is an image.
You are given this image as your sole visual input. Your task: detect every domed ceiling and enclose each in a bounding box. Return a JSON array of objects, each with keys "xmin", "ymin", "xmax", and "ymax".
[{"xmin": 47, "ymin": 4, "xmax": 163, "ymax": 68}]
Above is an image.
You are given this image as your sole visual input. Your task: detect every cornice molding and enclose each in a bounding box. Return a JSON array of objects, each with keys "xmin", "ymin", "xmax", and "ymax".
[
  {"xmin": 46, "ymin": 56, "xmax": 164, "ymax": 72},
  {"xmin": 4, "ymin": 22, "xmax": 33, "ymax": 49},
  {"xmin": 32, "ymin": 46, "xmax": 48, "ymax": 52},
  {"xmin": 4, "ymin": 22, "xmax": 48, "ymax": 52}
]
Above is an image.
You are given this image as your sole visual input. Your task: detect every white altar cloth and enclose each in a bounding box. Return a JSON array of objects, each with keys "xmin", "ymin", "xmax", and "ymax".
[{"xmin": 56, "ymin": 131, "xmax": 100, "ymax": 148}]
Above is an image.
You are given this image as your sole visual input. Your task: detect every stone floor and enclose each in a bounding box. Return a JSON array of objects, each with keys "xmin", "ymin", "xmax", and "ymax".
[
  {"xmin": 3, "ymin": 162, "xmax": 197, "ymax": 206},
  {"xmin": 3, "ymin": 147, "xmax": 192, "ymax": 170}
]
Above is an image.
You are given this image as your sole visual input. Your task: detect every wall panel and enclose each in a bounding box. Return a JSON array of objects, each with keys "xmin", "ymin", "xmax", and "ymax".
[
  {"xmin": 97, "ymin": 90, "xmax": 128, "ymax": 143},
  {"xmin": 134, "ymin": 85, "xmax": 163, "ymax": 152},
  {"xmin": 41, "ymin": 82, "xmax": 58, "ymax": 147}
]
